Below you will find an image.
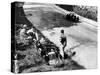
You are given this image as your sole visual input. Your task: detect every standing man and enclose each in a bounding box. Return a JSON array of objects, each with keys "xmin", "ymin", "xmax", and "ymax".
[
  {"xmin": 59, "ymin": 29, "xmax": 67, "ymax": 61},
  {"xmin": 27, "ymin": 27, "xmax": 38, "ymax": 44}
]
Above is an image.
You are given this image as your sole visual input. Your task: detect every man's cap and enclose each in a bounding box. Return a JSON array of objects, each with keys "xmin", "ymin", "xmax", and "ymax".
[{"xmin": 61, "ymin": 29, "xmax": 64, "ymax": 33}]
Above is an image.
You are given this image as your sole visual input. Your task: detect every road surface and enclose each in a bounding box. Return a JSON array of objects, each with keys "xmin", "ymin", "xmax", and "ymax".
[{"xmin": 23, "ymin": 3, "xmax": 97, "ymax": 69}]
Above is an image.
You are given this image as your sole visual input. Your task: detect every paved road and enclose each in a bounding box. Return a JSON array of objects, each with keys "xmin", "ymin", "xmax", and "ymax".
[{"xmin": 23, "ymin": 3, "xmax": 97, "ymax": 69}]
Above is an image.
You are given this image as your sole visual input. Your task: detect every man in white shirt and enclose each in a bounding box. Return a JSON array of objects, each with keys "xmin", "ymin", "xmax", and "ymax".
[{"xmin": 19, "ymin": 24, "xmax": 28, "ymax": 44}]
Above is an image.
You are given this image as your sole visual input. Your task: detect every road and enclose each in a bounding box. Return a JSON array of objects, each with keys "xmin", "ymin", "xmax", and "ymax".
[{"xmin": 23, "ymin": 3, "xmax": 97, "ymax": 69}]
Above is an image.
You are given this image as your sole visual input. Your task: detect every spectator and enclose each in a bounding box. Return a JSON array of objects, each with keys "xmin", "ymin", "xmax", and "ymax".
[
  {"xmin": 27, "ymin": 27, "xmax": 38, "ymax": 44},
  {"xmin": 19, "ymin": 24, "xmax": 28, "ymax": 44},
  {"xmin": 59, "ymin": 29, "xmax": 67, "ymax": 62}
]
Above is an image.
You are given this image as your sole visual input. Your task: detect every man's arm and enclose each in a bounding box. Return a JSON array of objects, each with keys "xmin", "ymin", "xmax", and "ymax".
[{"xmin": 35, "ymin": 32, "xmax": 38, "ymax": 41}]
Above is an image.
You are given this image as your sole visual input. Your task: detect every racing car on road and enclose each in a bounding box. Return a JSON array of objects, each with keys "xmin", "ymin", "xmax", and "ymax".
[{"xmin": 66, "ymin": 12, "xmax": 80, "ymax": 22}]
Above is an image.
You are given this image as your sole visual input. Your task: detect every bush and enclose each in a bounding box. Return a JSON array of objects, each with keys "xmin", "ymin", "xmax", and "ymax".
[{"xmin": 73, "ymin": 6, "xmax": 97, "ymax": 21}]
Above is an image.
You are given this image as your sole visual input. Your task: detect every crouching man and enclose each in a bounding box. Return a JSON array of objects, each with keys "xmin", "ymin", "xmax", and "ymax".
[{"xmin": 26, "ymin": 27, "xmax": 38, "ymax": 45}]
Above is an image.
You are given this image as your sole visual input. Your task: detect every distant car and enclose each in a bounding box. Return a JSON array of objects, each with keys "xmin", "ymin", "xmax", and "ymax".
[{"xmin": 66, "ymin": 12, "xmax": 80, "ymax": 22}]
